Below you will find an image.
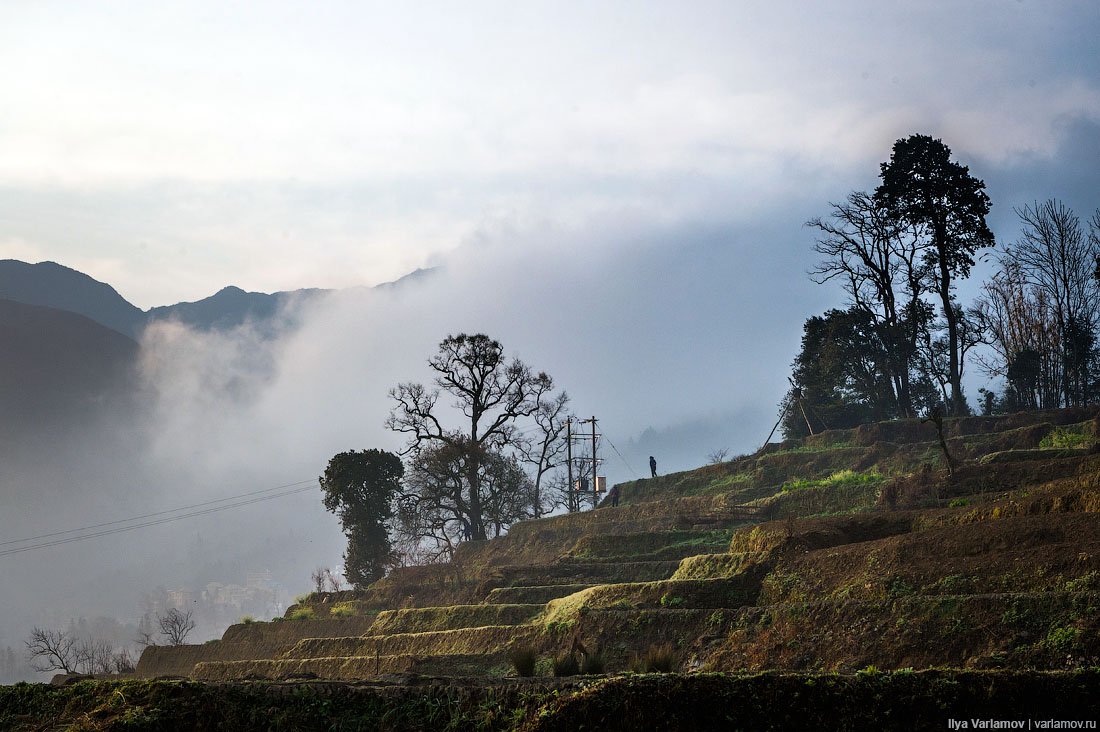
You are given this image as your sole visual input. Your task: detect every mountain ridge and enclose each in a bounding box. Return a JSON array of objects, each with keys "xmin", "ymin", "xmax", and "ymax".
[{"xmin": 0, "ymin": 259, "xmax": 438, "ymax": 338}]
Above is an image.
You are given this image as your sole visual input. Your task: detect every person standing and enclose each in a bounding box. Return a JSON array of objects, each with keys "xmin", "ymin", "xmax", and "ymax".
[
  {"xmin": 649, "ymin": 456, "xmax": 657, "ymax": 478},
  {"xmin": 608, "ymin": 484, "xmax": 620, "ymax": 508}
]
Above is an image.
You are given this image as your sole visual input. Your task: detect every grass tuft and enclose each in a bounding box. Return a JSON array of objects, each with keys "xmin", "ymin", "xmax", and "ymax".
[
  {"xmin": 552, "ymin": 652, "xmax": 580, "ymax": 677},
  {"xmin": 580, "ymin": 649, "xmax": 607, "ymax": 675},
  {"xmin": 634, "ymin": 643, "xmax": 677, "ymax": 673},
  {"xmin": 507, "ymin": 644, "xmax": 538, "ymax": 677}
]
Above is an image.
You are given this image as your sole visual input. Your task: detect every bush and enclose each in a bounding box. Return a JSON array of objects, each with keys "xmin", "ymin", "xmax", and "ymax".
[
  {"xmin": 288, "ymin": 608, "xmax": 315, "ymax": 621},
  {"xmin": 1040, "ymin": 426, "xmax": 1088, "ymax": 449},
  {"xmin": 240, "ymin": 616, "xmax": 255, "ymax": 625},
  {"xmin": 507, "ymin": 645, "xmax": 538, "ymax": 677},
  {"xmin": 552, "ymin": 652, "xmax": 580, "ymax": 677},
  {"xmin": 330, "ymin": 602, "xmax": 357, "ymax": 618},
  {"xmin": 204, "ymin": 639, "xmax": 221, "ymax": 645},
  {"xmin": 634, "ymin": 643, "xmax": 677, "ymax": 673},
  {"xmin": 580, "ymin": 650, "xmax": 606, "ymax": 675}
]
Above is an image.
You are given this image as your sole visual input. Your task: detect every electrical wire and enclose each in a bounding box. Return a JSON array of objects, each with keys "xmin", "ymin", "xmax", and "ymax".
[
  {"xmin": 601, "ymin": 433, "xmax": 640, "ymax": 479},
  {"xmin": 0, "ymin": 482, "xmax": 317, "ymax": 558},
  {"xmin": 0, "ymin": 479, "xmax": 316, "ymax": 548}
]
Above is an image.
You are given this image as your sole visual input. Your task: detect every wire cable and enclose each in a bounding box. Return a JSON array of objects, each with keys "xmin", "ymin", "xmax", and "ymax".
[
  {"xmin": 601, "ymin": 433, "xmax": 640, "ymax": 479},
  {"xmin": 0, "ymin": 479, "xmax": 316, "ymax": 548},
  {"xmin": 0, "ymin": 483, "xmax": 317, "ymax": 557}
]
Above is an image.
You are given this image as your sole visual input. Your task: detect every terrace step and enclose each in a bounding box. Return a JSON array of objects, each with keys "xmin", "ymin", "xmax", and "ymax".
[
  {"xmin": 365, "ymin": 604, "xmax": 544, "ymax": 635},
  {"xmin": 191, "ymin": 652, "xmax": 508, "ymax": 682},
  {"xmin": 279, "ymin": 625, "xmax": 539, "ymax": 660},
  {"xmin": 487, "ymin": 560, "xmax": 681, "ymax": 588},
  {"xmin": 484, "ymin": 584, "xmax": 595, "ymax": 605}
]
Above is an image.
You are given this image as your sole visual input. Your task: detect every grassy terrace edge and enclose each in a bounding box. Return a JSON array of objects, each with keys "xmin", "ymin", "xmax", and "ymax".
[{"xmin": 2, "ymin": 671, "xmax": 1098, "ymax": 731}]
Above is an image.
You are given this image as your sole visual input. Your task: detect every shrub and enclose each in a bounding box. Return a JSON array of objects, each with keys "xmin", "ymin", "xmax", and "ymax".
[
  {"xmin": 330, "ymin": 602, "xmax": 357, "ymax": 618},
  {"xmin": 1040, "ymin": 426, "xmax": 1088, "ymax": 449},
  {"xmin": 635, "ymin": 643, "xmax": 677, "ymax": 673},
  {"xmin": 1065, "ymin": 571, "xmax": 1100, "ymax": 593},
  {"xmin": 507, "ymin": 644, "xmax": 538, "ymax": 677},
  {"xmin": 288, "ymin": 608, "xmax": 315, "ymax": 621},
  {"xmin": 204, "ymin": 639, "xmax": 221, "ymax": 645},
  {"xmin": 552, "ymin": 652, "xmax": 580, "ymax": 677},
  {"xmin": 240, "ymin": 616, "xmax": 255, "ymax": 625},
  {"xmin": 580, "ymin": 650, "xmax": 606, "ymax": 675}
]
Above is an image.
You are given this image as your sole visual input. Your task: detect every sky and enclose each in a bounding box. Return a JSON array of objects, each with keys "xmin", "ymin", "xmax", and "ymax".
[{"xmin": 1, "ymin": 1, "xmax": 1100, "ymax": 670}]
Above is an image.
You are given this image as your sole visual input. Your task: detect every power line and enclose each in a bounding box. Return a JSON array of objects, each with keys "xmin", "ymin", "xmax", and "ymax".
[
  {"xmin": 0, "ymin": 479, "xmax": 316, "ymax": 548},
  {"xmin": 0, "ymin": 481, "xmax": 317, "ymax": 558},
  {"xmin": 601, "ymin": 433, "xmax": 640, "ymax": 479}
]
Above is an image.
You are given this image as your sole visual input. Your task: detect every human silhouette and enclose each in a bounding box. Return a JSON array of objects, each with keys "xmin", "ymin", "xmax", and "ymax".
[
  {"xmin": 649, "ymin": 456, "xmax": 657, "ymax": 478},
  {"xmin": 608, "ymin": 484, "xmax": 620, "ymax": 508}
]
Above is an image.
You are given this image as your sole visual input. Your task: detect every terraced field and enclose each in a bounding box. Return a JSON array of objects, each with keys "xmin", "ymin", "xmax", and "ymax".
[{"xmin": 133, "ymin": 407, "xmax": 1100, "ymax": 683}]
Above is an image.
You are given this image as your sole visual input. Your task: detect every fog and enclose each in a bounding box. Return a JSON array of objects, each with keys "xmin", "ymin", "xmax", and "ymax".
[
  {"xmin": 4, "ymin": 119, "xmax": 1100, "ymax": 680},
  {"xmin": 0, "ymin": 203, "xmax": 823, "ymax": 676}
]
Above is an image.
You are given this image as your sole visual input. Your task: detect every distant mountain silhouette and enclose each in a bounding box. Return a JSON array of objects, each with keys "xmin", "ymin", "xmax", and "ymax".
[
  {"xmin": 146, "ymin": 285, "xmax": 328, "ymax": 333},
  {"xmin": 0, "ymin": 260, "xmax": 438, "ymax": 338},
  {"xmin": 0, "ymin": 260, "xmax": 146, "ymax": 338},
  {"xmin": 0, "ymin": 299, "xmax": 139, "ymax": 444}
]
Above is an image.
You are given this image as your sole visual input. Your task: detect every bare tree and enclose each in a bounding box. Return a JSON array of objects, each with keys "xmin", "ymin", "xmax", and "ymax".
[
  {"xmin": 112, "ymin": 648, "xmax": 136, "ymax": 674},
  {"xmin": 809, "ymin": 190, "xmax": 930, "ymax": 417},
  {"xmin": 324, "ymin": 568, "xmax": 345, "ymax": 592},
  {"xmin": 1010, "ymin": 200, "xmax": 1100, "ymax": 406},
  {"xmin": 135, "ymin": 614, "xmax": 158, "ymax": 649},
  {"xmin": 387, "ymin": 334, "xmax": 552, "ymax": 541},
  {"xmin": 157, "ymin": 608, "xmax": 195, "ymax": 646},
  {"xmin": 517, "ymin": 391, "xmax": 571, "ymax": 519},
  {"xmin": 973, "ymin": 258, "xmax": 1063, "ymax": 410},
  {"xmin": 75, "ymin": 640, "xmax": 118, "ymax": 675},
  {"xmin": 706, "ymin": 447, "xmax": 730, "ymax": 464},
  {"xmin": 310, "ymin": 567, "xmax": 327, "ymax": 594},
  {"xmin": 25, "ymin": 627, "xmax": 78, "ymax": 674}
]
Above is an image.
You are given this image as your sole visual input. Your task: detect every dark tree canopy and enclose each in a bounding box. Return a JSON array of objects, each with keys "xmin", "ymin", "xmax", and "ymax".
[
  {"xmin": 319, "ymin": 449, "xmax": 404, "ymax": 588},
  {"xmin": 387, "ymin": 334, "xmax": 551, "ymax": 541},
  {"xmin": 396, "ymin": 442, "xmax": 533, "ymax": 562},
  {"xmin": 874, "ymin": 133, "xmax": 994, "ymax": 415}
]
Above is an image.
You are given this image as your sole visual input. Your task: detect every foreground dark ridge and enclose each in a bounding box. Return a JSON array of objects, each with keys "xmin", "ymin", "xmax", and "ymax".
[{"xmin": 3, "ymin": 671, "xmax": 1098, "ymax": 731}]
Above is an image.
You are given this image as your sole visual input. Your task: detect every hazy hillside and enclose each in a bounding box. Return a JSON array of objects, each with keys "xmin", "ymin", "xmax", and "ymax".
[
  {"xmin": 0, "ymin": 260, "xmax": 437, "ymax": 338},
  {"xmin": 0, "ymin": 299, "xmax": 139, "ymax": 442},
  {"xmin": 0, "ymin": 260, "xmax": 146, "ymax": 338},
  {"xmin": 145, "ymin": 285, "xmax": 328, "ymax": 334}
]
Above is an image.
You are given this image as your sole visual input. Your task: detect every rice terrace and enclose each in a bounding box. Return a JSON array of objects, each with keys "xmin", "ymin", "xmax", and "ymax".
[
  {"xmin": 5, "ymin": 408, "xmax": 1100, "ymax": 729},
  {"xmin": 4, "ymin": 3, "xmax": 1100, "ymax": 731}
]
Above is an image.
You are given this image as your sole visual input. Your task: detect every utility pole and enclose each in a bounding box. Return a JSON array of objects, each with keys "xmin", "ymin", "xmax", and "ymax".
[
  {"xmin": 571, "ymin": 416, "xmax": 601, "ymax": 511},
  {"xmin": 566, "ymin": 417, "xmax": 574, "ymax": 513},
  {"xmin": 590, "ymin": 416, "xmax": 598, "ymax": 509}
]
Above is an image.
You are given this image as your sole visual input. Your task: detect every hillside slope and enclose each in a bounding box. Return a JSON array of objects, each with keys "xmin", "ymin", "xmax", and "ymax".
[
  {"xmin": 0, "ymin": 299, "xmax": 139, "ymax": 444},
  {"xmin": 137, "ymin": 407, "xmax": 1100, "ymax": 682}
]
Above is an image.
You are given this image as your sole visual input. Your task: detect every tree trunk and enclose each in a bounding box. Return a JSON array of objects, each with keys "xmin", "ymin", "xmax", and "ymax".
[
  {"xmin": 936, "ymin": 231, "xmax": 965, "ymax": 415},
  {"xmin": 466, "ymin": 449, "xmax": 486, "ymax": 541}
]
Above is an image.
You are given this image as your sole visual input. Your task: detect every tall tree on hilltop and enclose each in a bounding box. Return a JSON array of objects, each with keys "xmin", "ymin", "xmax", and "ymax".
[
  {"xmin": 394, "ymin": 442, "xmax": 534, "ymax": 563},
  {"xmin": 319, "ymin": 449, "xmax": 403, "ymax": 588},
  {"xmin": 875, "ymin": 134, "xmax": 994, "ymax": 415},
  {"xmin": 387, "ymin": 334, "xmax": 552, "ymax": 541},
  {"xmin": 784, "ymin": 308, "xmax": 898, "ymax": 438},
  {"xmin": 808, "ymin": 190, "xmax": 930, "ymax": 417}
]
